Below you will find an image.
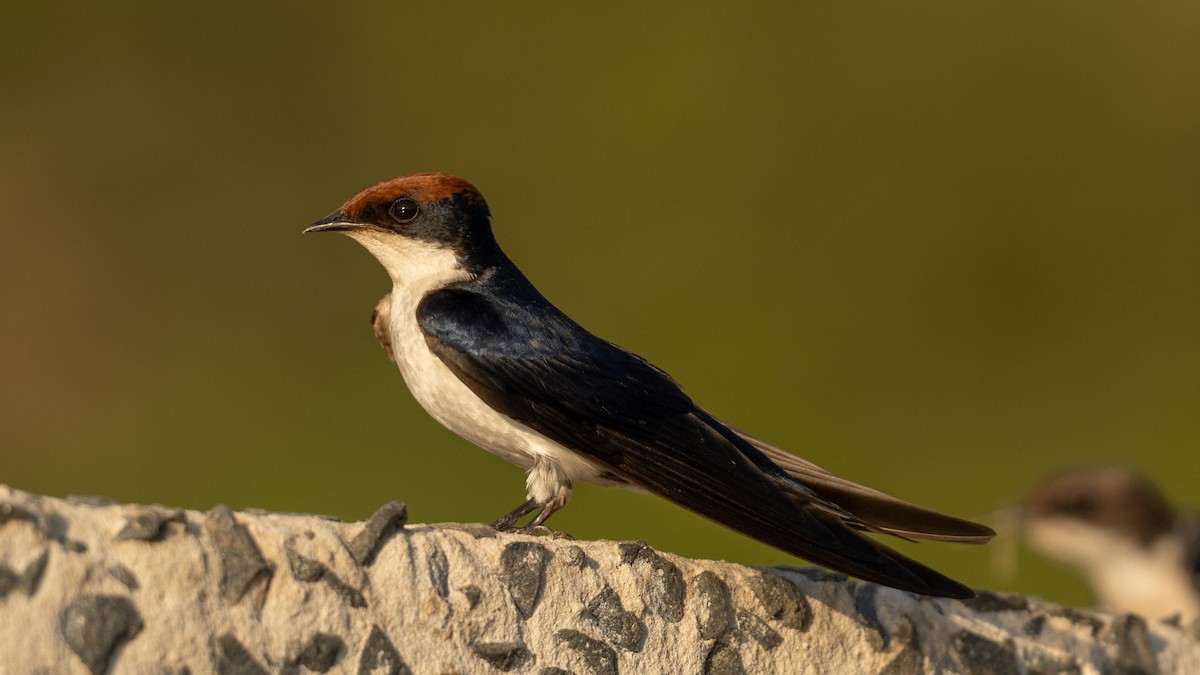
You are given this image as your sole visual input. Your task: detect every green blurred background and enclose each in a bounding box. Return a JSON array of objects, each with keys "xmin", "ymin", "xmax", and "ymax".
[{"xmin": 3, "ymin": 3, "xmax": 1198, "ymax": 610}]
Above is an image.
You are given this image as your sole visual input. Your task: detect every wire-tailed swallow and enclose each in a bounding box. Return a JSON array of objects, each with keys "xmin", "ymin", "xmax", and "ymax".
[
  {"xmin": 1023, "ymin": 465, "xmax": 1200, "ymax": 620},
  {"xmin": 306, "ymin": 173, "xmax": 994, "ymax": 598}
]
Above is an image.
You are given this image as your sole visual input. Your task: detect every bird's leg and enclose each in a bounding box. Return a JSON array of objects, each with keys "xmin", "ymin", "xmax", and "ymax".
[
  {"xmin": 496, "ymin": 458, "xmax": 574, "ymax": 535},
  {"xmin": 515, "ymin": 485, "xmax": 571, "ymax": 535},
  {"xmin": 492, "ymin": 499, "xmax": 538, "ymax": 531},
  {"xmin": 518, "ymin": 499, "xmax": 565, "ymax": 534}
]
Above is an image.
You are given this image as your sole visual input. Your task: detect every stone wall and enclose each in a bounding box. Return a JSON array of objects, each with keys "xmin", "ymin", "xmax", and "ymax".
[{"xmin": 1, "ymin": 485, "xmax": 1197, "ymax": 674}]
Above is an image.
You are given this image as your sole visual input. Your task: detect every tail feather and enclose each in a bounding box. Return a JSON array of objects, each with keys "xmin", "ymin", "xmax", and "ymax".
[{"xmin": 724, "ymin": 422, "xmax": 995, "ymax": 544}]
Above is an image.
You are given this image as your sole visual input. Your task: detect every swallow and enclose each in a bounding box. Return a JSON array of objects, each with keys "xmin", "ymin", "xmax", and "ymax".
[
  {"xmin": 306, "ymin": 173, "xmax": 994, "ymax": 598},
  {"xmin": 1023, "ymin": 465, "xmax": 1200, "ymax": 620}
]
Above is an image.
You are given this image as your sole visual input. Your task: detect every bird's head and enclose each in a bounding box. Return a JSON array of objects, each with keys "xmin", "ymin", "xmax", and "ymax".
[
  {"xmin": 1022, "ymin": 465, "xmax": 1175, "ymax": 564},
  {"xmin": 306, "ymin": 173, "xmax": 498, "ymax": 283}
]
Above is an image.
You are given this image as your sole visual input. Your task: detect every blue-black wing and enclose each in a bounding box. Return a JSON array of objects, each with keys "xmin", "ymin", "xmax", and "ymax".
[{"xmin": 415, "ymin": 283, "xmax": 977, "ymax": 597}]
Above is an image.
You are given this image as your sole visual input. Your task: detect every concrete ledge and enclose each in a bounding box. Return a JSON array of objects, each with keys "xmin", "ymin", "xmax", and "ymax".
[{"xmin": 1, "ymin": 485, "xmax": 1197, "ymax": 674}]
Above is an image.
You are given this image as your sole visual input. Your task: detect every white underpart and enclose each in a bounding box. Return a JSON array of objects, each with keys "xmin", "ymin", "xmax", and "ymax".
[
  {"xmin": 347, "ymin": 230, "xmax": 611, "ymax": 507},
  {"xmin": 1026, "ymin": 516, "xmax": 1200, "ymax": 621}
]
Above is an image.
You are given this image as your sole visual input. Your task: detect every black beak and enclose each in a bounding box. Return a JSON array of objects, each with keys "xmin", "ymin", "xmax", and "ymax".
[{"xmin": 304, "ymin": 211, "xmax": 357, "ymax": 233}]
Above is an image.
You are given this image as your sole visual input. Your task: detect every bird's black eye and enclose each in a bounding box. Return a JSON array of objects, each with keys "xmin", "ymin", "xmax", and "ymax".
[
  {"xmin": 1064, "ymin": 493, "xmax": 1097, "ymax": 518},
  {"xmin": 388, "ymin": 198, "xmax": 420, "ymax": 224}
]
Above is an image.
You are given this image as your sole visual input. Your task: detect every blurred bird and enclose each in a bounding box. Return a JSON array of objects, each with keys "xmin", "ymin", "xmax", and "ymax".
[
  {"xmin": 1023, "ymin": 465, "xmax": 1200, "ymax": 621},
  {"xmin": 306, "ymin": 173, "xmax": 994, "ymax": 598}
]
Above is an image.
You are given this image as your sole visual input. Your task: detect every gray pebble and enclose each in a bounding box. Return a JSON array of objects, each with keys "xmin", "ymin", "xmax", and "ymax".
[
  {"xmin": 60, "ymin": 595, "xmax": 143, "ymax": 675},
  {"xmin": 0, "ymin": 565, "xmax": 17, "ymax": 598},
  {"xmin": 736, "ymin": 610, "xmax": 782, "ymax": 651},
  {"xmin": 748, "ymin": 572, "xmax": 811, "ymax": 632},
  {"xmin": 1105, "ymin": 614, "xmax": 1157, "ymax": 675},
  {"xmin": 618, "ymin": 541, "xmax": 684, "ymax": 622},
  {"xmin": 853, "ymin": 583, "xmax": 889, "ymax": 650},
  {"xmin": 585, "ymin": 586, "xmax": 647, "ymax": 652},
  {"xmin": 285, "ymin": 547, "xmax": 365, "ymax": 608},
  {"xmin": 348, "ymin": 500, "xmax": 407, "ymax": 566},
  {"xmin": 556, "ymin": 629, "xmax": 617, "ymax": 675},
  {"xmin": 116, "ymin": 508, "xmax": 184, "ymax": 542},
  {"xmin": 703, "ymin": 641, "xmax": 745, "ymax": 675},
  {"xmin": 204, "ymin": 506, "xmax": 273, "ymax": 605},
  {"xmin": 216, "ymin": 634, "xmax": 268, "ymax": 675},
  {"xmin": 561, "ymin": 545, "xmax": 586, "ymax": 568},
  {"xmin": 293, "ymin": 632, "xmax": 344, "ymax": 673},
  {"xmin": 500, "ymin": 541, "xmax": 550, "ymax": 618},
  {"xmin": 358, "ymin": 625, "xmax": 411, "ymax": 675},
  {"xmin": 107, "ymin": 563, "xmax": 138, "ymax": 590},
  {"xmin": 965, "ymin": 590, "xmax": 1029, "ymax": 614},
  {"xmin": 694, "ymin": 571, "xmax": 734, "ymax": 640},
  {"xmin": 471, "ymin": 641, "xmax": 530, "ymax": 672},
  {"xmin": 460, "ymin": 584, "xmax": 483, "ymax": 609},
  {"xmin": 953, "ymin": 632, "xmax": 1020, "ymax": 675},
  {"xmin": 427, "ymin": 546, "xmax": 450, "ymax": 599}
]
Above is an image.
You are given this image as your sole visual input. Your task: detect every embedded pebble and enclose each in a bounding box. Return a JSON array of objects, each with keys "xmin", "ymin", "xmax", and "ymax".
[
  {"xmin": 287, "ymin": 632, "xmax": 344, "ymax": 673},
  {"xmin": 500, "ymin": 541, "xmax": 550, "ymax": 618},
  {"xmin": 965, "ymin": 590, "xmax": 1029, "ymax": 614},
  {"xmin": 562, "ymin": 545, "xmax": 586, "ymax": 568},
  {"xmin": 205, "ymin": 506, "xmax": 273, "ymax": 605},
  {"xmin": 460, "ymin": 584, "xmax": 483, "ymax": 609},
  {"xmin": 217, "ymin": 634, "xmax": 268, "ymax": 675},
  {"xmin": 737, "ymin": 610, "xmax": 782, "ymax": 651},
  {"xmin": 748, "ymin": 572, "xmax": 811, "ymax": 632},
  {"xmin": 853, "ymin": 583, "xmax": 889, "ymax": 650},
  {"xmin": 18, "ymin": 549, "xmax": 48, "ymax": 595},
  {"xmin": 427, "ymin": 546, "xmax": 450, "ymax": 599},
  {"xmin": 471, "ymin": 641, "xmax": 530, "ymax": 672},
  {"xmin": 60, "ymin": 595, "xmax": 143, "ymax": 675},
  {"xmin": 1106, "ymin": 614, "xmax": 1157, "ymax": 675},
  {"xmin": 585, "ymin": 586, "xmax": 647, "ymax": 652},
  {"xmin": 107, "ymin": 563, "xmax": 138, "ymax": 590},
  {"xmin": 703, "ymin": 641, "xmax": 746, "ymax": 675},
  {"xmin": 694, "ymin": 571, "xmax": 734, "ymax": 640},
  {"xmin": 618, "ymin": 541, "xmax": 684, "ymax": 622},
  {"xmin": 347, "ymin": 500, "xmax": 407, "ymax": 566},
  {"xmin": 557, "ymin": 629, "xmax": 617, "ymax": 675},
  {"xmin": 359, "ymin": 625, "xmax": 411, "ymax": 675},
  {"xmin": 953, "ymin": 632, "xmax": 1019, "ymax": 675},
  {"xmin": 285, "ymin": 547, "xmax": 365, "ymax": 608},
  {"xmin": 116, "ymin": 507, "xmax": 184, "ymax": 542}
]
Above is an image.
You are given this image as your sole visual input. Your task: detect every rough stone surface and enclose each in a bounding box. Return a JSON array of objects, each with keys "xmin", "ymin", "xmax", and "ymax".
[{"xmin": 1, "ymin": 485, "xmax": 1199, "ymax": 674}]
